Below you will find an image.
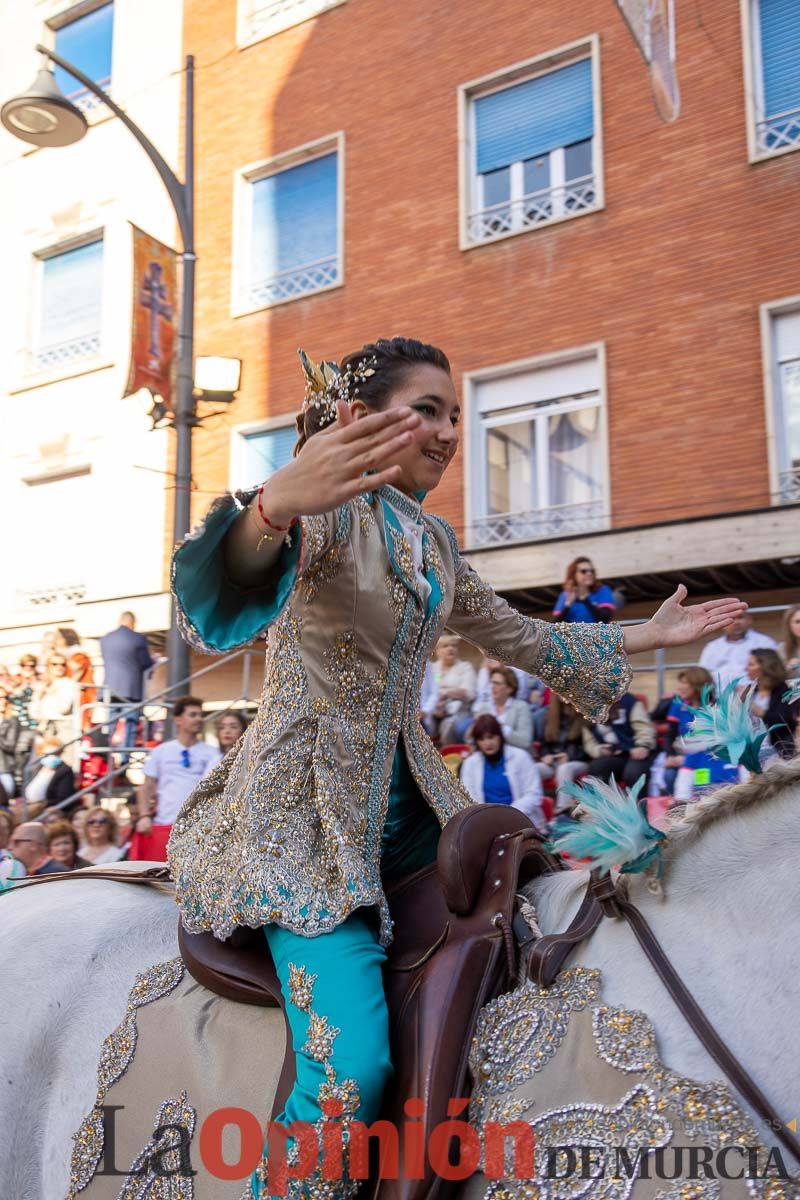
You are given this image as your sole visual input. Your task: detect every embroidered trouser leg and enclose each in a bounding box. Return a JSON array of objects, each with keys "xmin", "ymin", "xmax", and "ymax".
[{"xmin": 251, "ymin": 910, "xmax": 392, "ymax": 1199}]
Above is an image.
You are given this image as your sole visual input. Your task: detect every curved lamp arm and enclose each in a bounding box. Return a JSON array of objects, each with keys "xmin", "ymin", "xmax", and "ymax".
[{"xmin": 34, "ymin": 42, "xmax": 192, "ymax": 252}]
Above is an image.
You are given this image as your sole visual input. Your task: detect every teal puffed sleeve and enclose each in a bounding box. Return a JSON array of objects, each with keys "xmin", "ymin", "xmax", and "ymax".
[{"xmin": 171, "ymin": 491, "xmax": 338, "ymax": 654}]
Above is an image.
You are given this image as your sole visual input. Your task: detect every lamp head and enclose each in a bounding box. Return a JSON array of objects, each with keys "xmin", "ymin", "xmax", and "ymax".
[
  {"xmin": 1, "ymin": 68, "xmax": 87, "ymax": 147},
  {"xmin": 194, "ymin": 356, "xmax": 242, "ymax": 403}
]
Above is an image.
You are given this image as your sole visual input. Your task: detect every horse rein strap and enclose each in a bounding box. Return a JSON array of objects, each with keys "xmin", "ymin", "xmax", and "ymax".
[{"xmin": 587, "ymin": 873, "xmax": 800, "ymax": 1165}]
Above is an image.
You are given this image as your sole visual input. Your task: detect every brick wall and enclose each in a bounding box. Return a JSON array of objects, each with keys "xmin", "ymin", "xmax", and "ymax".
[{"xmin": 181, "ymin": 0, "xmax": 800, "ymax": 552}]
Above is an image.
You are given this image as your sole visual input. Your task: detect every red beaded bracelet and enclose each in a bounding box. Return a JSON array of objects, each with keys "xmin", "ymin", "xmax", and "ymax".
[{"xmin": 256, "ymin": 482, "xmax": 296, "ymax": 532}]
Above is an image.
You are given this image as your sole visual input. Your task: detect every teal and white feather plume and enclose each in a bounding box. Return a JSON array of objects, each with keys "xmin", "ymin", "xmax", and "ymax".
[
  {"xmin": 548, "ymin": 775, "xmax": 664, "ymax": 877},
  {"xmin": 783, "ymin": 679, "xmax": 800, "ymax": 705},
  {"xmin": 682, "ymin": 681, "xmax": 772, "ymax": 774}
]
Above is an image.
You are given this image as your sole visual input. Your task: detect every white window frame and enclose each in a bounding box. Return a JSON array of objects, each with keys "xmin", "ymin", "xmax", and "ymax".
[
  {"xmin": 740, "ymin": 0, "xmax": 800, "ymax": 163},
  {"xmin": 458, "ymin": 35, "xmax": 604, "ymax": 251},
  {"xmin": 231, "ymin": 131, "xmax": 344, "ymax": 318},
  {"xmin": 760, "ymin": 294, "xmax": 800, "ymax": 505},
  {"xmin": 237, "ymin": 0, "xmax": 348, "ymax": 51},
  {"xmin": 29, "ymin": 229, "xmax": 106, "ymax": 379},
  {"xmin": 45, "ymin": 0, "xmax": 115, "ymax": 114},
  {"xmin": 463, "ymin": 342, "xmax": 610, "ymax": 547},
  {"xmin": 229, "ymin": 414, "xmax": 298, "ymax": 492}
]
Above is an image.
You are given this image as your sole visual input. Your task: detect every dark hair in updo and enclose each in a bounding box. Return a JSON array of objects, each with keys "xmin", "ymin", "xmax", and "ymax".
[{"xmin": 293, "ymin": 336, "xmax": 450, "ymax": 456}]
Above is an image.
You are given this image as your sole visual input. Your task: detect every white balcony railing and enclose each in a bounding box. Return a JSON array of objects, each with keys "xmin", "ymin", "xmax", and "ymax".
[
  {"xmin": 757, "ymin": 105, "xmax": 800, "ymax": 154},
  {"xmin": 778, "ymin": 467, "xmax": 800, "ymax": 504},
  {"xmin": 33, "ymin": 330, "xmax": 101, "ymax": 371},
  {"xmin": 468, "ymin": 498, "xmax": 606, "ymax": 548},
  {"xmin": 468, "ymin": 174, "xmax": 596, "ymax": 243},
  {"xmin": 64, "ymin": 77, "xmax": 112, "ymax": 113},
  {"xmin": 245, "ymin": 253, "xmax": 339, "ymax": 309}
]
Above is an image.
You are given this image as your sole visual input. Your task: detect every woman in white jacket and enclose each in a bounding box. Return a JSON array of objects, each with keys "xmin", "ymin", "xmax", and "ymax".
[{"xmin": 460, "ymin": 714, "xmax": 547, "ymax": 834}]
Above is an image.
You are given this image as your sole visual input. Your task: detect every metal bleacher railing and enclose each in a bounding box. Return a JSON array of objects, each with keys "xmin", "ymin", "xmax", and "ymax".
[
  {"xmin": 18, "ymin": 647, "xmax": 259, "ymax": 820},
  {"xmin": 17, "ymin": 602, "xmax": 794, "ymax": 819}
]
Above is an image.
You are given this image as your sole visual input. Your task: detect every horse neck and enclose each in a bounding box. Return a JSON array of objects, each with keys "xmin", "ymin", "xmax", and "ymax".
[
  {"xmin": 531, "ymin": 775, "xmax": 800, "ymax": 933},
  {"xmin": 659, "ymin": 776, "xmax": 800, "ymax": 906}
]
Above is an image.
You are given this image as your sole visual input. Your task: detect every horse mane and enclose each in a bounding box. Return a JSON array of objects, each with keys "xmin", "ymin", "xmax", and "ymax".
[{"xmin": 665, "ymin": 755, "xmax": 800, "ymax": 847}]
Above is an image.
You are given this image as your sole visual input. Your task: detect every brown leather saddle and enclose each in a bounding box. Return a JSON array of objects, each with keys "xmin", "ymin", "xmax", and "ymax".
[{"xmin": 177, "ymin": 804, "xmax": 562, "ymax": 1200}]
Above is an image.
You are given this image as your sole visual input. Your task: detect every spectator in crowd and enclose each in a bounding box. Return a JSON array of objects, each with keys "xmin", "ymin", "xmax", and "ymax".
[
  {"xmin": 0, "ymin": 809, "xmax": 25, "ymax": 888},
  {"xmin": 419, "ymin": 659, "xmax": 439, "ymax": 733},
  {"xmin": 7, "ymin": 821, "xmax": 63, "ymax": 876},
  {"xmin": 473, "ymin": 655, "xmax": 532, "ymax": 711},
  {"xmin": 429, "ymin": 636, "xmax": 477, "ymax": 745},
  {"xmin": 472, "ymin": 666, "xmax": 533, "ymax": 748},
  {"xmin": 743, "ymin": 649, "xmax": 799, "ymax": 761},
  {"xmin": 538, "ymin": 696, "xmax": 589, "ymax": 813},
  {"xmin": 29, "ymin": 655, "xmax": 79, "ymax": 765},
  {"xmin": 70, "ymin": 805, "xmax": 88, "ymax": 843},
  {"xmin": 9, "ymin": 655, "xmax": 40, "ymax": 729},
  {"xmin": 216, "ymin": 711, "xmax": 249, "ymax": 754},
  {"xmin": 78, "ymin": 807, "xmax": 125, "ymax": 864},
  {"xmin": 778, "ymin": 604, "xmax": 800, "ymax": 678},
  {"xmin": 583, "ymin": 693, "xmax": 657, "ymax": 791},
  {"xmin": 698, "ymin": 611, "xmax": 776, "ymax": 688},
  {"xmin": 22, "ymin": 736, "xmax": 77, "ymax": 815},
  {"xmin": 100, "ymin": 611, "xmax": 155, "ymax": 763},
  {"xmin": 662, "ymin": 667, "xmax": 738, "ymax": 801},
  {"xmin": 553, "ymin": 558, "xmax": 616, "ymax": 624},
  {"xmin": 47, "ymin": 820, "xmax": 90, "ymax": 871},
  {"xmin": 0, "ymin": 686, "xmax": 21, "ymax": 798},
  {"xmin": 460, "ymin": 715, "xmax": 547, "ymax": 834},
  {"xmin": 56, "ymin": 627, "xmax": 96, "ymax": 730},
  {"xmin": 129, "ymin": 695, "xmax": 221, "ymax": 862}
]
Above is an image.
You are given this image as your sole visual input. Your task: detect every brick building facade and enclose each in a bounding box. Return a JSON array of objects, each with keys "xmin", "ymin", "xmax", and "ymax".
[{"xmin": 181, "ymin": 0, "xmax": 800, "ymax": 689}]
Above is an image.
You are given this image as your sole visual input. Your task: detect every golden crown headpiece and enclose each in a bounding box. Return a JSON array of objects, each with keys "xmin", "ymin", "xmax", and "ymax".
[{"xmin": 297, "ymin": 348, "xmax": 378, "ymax": 428}]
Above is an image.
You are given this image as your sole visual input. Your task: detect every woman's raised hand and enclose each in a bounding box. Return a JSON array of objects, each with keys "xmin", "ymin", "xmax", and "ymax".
[{"xmin": 261, "ymin": 400, "xmax": 420, "ymax": 523}]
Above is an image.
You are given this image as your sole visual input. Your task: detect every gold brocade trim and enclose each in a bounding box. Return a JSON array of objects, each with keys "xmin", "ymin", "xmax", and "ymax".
[
  {"xmin": 385, "ymin": 570, "xmax": 407, "ymax": 624},
  {"xmin": 252, "ymin": 963, "xmax": 360, "ymax": 1200},
  {"xmin": 469, "ymin": 967, "xmax": 602, "ymax": 1128},
  {"xmin": 470, "ymin": 967, "xmax": 800, "ymax": 1200},
  {"xmin": 116, "ymin": 1090, "xmax": 196, "ymax": 1199},
  {"xmin": 66, "ymin": 959, "xmax": 185, "ymax": 1199}
]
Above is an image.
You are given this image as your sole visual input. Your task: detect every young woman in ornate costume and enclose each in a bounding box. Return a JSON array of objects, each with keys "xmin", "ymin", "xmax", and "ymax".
[{"xmin": 167, "ymin": 337, "xmax": 744, "ymax": 1198}]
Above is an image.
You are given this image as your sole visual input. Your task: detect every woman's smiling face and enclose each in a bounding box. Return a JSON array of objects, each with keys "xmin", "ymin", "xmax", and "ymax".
[{"xmin": 352, "ymin": 364, "xmax": 460, "ymax": 496}]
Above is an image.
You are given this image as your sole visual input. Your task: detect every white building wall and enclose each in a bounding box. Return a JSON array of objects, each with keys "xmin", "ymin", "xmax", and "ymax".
[{"xmin": 0, "ymin": 0, "xmax": 183, "ymax": 660}]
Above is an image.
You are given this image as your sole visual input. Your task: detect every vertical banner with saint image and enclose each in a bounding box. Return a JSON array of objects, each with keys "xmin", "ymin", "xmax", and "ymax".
[{"xmin": 124, "ymin": 224, "xmax": 178, "ymax": 409}]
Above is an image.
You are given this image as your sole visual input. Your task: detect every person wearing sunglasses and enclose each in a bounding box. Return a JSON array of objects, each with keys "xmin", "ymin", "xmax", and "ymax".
[
  {"xmin": 6, "ymin": 822, "xmax": 63, "ymax": 878},
  {"xmin": 552, "ymin": 557, "xmax": 616, "ymax": 624},
  {"xmin": 129, "ymin": 695, "xmax": 221, "ymax": 863},
  {"xmin": 76, "ymin": 808, "xmax": 123, "ymax": 865}
]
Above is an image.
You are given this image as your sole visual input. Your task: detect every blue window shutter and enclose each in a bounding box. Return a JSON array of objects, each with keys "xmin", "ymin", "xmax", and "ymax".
[
  {"xmin": 251, "ymin": 152, "xmax": 338, "ymax": 281},
  {"xmin": 41, "ymin": 240, "xmax": 103, "ymax": 347},
  {"xmin": 475, "ymin": 59, "xmax": 593, "ymax": 175},
  {"xmin": 54, "ymin": 3, "xmax": 114, "ymax": 97},
  {"xmin": 759, "ymin": 0, "xmax": 800, "ymax": 118},
  {"xmin": 242, "ymin": 426, "xmax": 297, "ymax": 488}
]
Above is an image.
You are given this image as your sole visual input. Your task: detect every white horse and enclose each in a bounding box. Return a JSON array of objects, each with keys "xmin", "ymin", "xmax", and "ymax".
[{"xmin": 2, "ymin": 760, "xmax": 798, "ymax": 1199}]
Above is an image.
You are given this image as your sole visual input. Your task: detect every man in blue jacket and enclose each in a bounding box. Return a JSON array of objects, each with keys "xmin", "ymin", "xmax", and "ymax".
[{"xmin": 100, "ymin": 612, "xmax": 155, "ymax": 764}]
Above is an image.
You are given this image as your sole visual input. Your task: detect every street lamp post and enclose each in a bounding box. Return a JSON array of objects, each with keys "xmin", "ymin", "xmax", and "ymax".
[{"xmin": 2, "ymin": 48, "xmax": 195, "ymax": 700}]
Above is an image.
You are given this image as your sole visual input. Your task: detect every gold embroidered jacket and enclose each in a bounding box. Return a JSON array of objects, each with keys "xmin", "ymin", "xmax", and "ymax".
[{"xmin": 167, "ymin": 485, "xmax": 631, "ymax": 944}]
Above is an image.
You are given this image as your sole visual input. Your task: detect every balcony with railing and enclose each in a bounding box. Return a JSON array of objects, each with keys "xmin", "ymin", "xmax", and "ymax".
[
  {"xmin": 467, "ymin": 498, "xmax": 606, "ymax": 548},
  {"xmin": 778, "ymin": 466, "xmax": 800, "ymax": 504},
  {"xmin": 757, "ymin": 105, "xmax": 800, "ymax": 155},
  {"xmin": 33, "ymin": 329, "xmax": 102, "ymax": 371},
  {"xmin": 244, "ymin": 253, "xmax": 339, "ymax": 309},
  {"xmin": 467, "ymin": 174, "xmax": 596, "ymax": 243}
]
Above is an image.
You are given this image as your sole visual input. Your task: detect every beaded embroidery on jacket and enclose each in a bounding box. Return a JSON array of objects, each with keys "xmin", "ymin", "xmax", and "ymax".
[{"xmin": 169, "ymin": 487, "xmax": 632, "ymax": 946}]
